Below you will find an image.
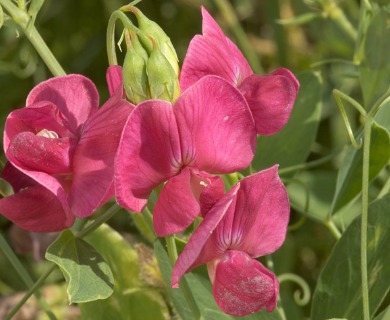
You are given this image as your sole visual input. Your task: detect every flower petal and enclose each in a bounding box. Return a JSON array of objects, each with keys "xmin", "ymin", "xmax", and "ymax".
[
  {"xmin": 174, "ymin": 76, "xmax": 256, "ymax": 173},
  {"xmin": 115, "ymin": 100, "xmax": 182, "ymax": 212},
  {"xmin": 239, "ymin": 69, "xmax": 299, "ymax": 135},
  {"xmin": 230, "ymin": 165, "xmax": 290, "ymax": 257},
  {"xmin": 211, "ymin": 250, "xmax": 279, "ymax": 316},
  {"xmin": 0, "ymin": 185, "xmax": 73, "ymax": 232},
  {"xmin": 7, "ymin": 132, "xmax": 74, "ymax": 174},
  {"xmin": 153, "ymin": 168, "xmax": 199, "ymax": 237},
  {"xmin": 0, "ymin": 164, "xmax": 73, "ymax": 232},
  {"xmin": 106, "ymin": 65, "xmax": 124, "ymax": 98},
  {"xmin": 70, "ymin": 97, "xmax": 134, "ymax": 218},
  {"xmin": 180, "ymin": 8, "xmax": 252, "ymax": 91},
  {"xmin": 171, "ymin": 184, "xmax": 239, "ymax": 288},
  {"xmin": 3, "ymin": 102, "xmax": 72, "ymax": 152},
  {"xmin": 26, "ymin": 75, "xmax": 99, "ymax": 133}
]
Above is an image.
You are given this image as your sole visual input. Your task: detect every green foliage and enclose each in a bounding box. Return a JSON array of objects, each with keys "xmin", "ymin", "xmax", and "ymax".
[
  {"xmin": 45, "ymin": 230, "xmax": 114, "ymax": 304},
  {"xmin": 360, "ymin": 8, "xmax": 390, "ymax": 108},
  {"xmin": 330, "ymin": 123, "xmax": 390, "ymax": 214},
  {"xmin": 253, "ymin": 71, "xmax": 322, "ymax": 173},
  {"xmin": 80, "ymin": 224, "xmax": 168, "ymax": 320},
  {"xmin": 311, "ymin": 194, "xmax": 390, "ymax": 319},
  {"xmin": 154, "ymin": 239, "xmax": 284, "ymax": 320}
]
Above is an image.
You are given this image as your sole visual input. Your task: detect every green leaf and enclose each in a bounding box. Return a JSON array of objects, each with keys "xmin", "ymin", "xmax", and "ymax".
[
  {"xmin": 154, "ymin": 239, "xmax": 284, "ymax": 320},
  {"xmin": 80, "ymin": 224, "xmax": 168, "ymax": 320},
  {"xmin": 330, "ymin": 123, "xmax": 390, "ymax": 214},
  {"xmin": 359, "ymin": 8, "xmax": 390, "ymax": 107},
  {"xmin": 45, "ymin": 230, "xmax": 114, "ymax": 304},
  {"xmin": 311, "ymin": 194, "xmax": 390, "ymax": 319},
  {"xmin": 374, "ymin": 304, "xmax": 390, "ymax": 320},
  {"xmin": 287, "ymin": 170, "xmax": 336, "ymax": 222},
  {"xmin": 252, "ymin": 71, "xmax": 322, "ymax": 174}
]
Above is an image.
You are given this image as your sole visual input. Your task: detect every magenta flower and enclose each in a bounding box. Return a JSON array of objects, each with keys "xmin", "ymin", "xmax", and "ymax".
[
  {"xmin": 180, "ymin": 7, "xmax": 299, "ymax": 136},
  {"xmin": 115, "ymin": 75, "xmax": 257, "ymax": 236},
  {"xmin": 172, "ymin": 165, "xmax": 290, "ymax": 316},
  {"xmin": 0, "ymin": 74, "xmax": 133, "ymax": 232}
]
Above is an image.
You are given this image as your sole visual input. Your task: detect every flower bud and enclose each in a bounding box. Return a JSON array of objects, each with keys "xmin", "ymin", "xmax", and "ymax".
[
  {"xmin": 122, "ymin": 30, "xmax": 149, "ymax": 104},
  {"xmin": 146, "ymin": 37, "xmax": 180, "ymax": 102},
  {"xmin": 123, "ymin": 4, "xmax": 179, "ymax": 76}
]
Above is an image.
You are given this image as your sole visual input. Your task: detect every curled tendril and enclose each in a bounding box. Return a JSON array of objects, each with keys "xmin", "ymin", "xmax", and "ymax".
[{"xmin": 278, "ymin": 273, "xmax": 311, "ymax": 306}]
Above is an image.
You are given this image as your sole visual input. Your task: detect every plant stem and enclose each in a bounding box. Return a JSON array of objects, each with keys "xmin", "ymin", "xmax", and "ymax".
[
  {"xmin": 76, "ymin": 203, "xmax": 121, "ymax": 238},
  {"xmin": 165, "ymin": 236, "xmax": 203, "ymax": 320},
  {"xmin": 322, "ymin": 0, "xmax": 357, "ymax": 41},
  {"xmin": 23, "ymin": 25, "xmax": 66, "ymax": 76},
  {"xmin": 5, "ymin": 204, "xmax": 121, "ymax": 319},
  {"xmin": 361, "ymin": 116, "xmax": 372, "ymax": 320},
  {"xmin": 0, "ymin": 0, "xmax": 66, "ymax": 76},
  {"xmin": 212, "ymin": 0, "xmax": 263, "ymax": 74},
  {"xmin": 325, "ymin": 219, "xmax": 342, "ymax": 240},
  {"xmin": 0, "ymin": 233, "xmax": 57, "ymax": 320},
  {"xmin": 5, "ymin": 264, "xmax": 57, "ymax": 320}
]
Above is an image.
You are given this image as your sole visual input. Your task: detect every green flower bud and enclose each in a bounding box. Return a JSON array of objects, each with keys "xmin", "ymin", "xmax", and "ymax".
[
  {"xmin": 122, "ymin": 30, "xmax": 150, "ymax": 104},
  {"xmin": 123, "ymin": 5, "xmax": 179, "ymax": 76},
  {"xmin": 146, "ymin": 37, "xmax": 180, "ymax": 102}
]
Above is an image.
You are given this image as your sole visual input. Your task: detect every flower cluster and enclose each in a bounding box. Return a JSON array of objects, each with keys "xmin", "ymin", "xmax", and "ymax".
[{"xmin": 0, "ymin": 6, "xmax": 298, "ymax": 317}]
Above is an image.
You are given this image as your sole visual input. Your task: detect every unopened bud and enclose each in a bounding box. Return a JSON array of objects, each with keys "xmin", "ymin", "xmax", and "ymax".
[
  {"xmin": 123, "ymin": 5, "xmax": 179, "ymax": 76},
  {"xmin": 122, "ymin": 30, "xmax": 149, "ymax": 104},
  {"xmin": 146, "ymin": 38, "xmax": 180, "ymax": 102}
]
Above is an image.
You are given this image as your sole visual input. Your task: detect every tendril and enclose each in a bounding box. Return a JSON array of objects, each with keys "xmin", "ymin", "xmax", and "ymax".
[{"xmin": 278, "ymin": 273, "xmax": 311, "ymax": 306}]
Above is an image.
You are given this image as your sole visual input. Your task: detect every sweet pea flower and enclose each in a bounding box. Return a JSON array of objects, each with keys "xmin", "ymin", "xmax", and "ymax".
[
  {"xmin": 115, "ymin": 75, "xmax": 257, "ymax": 236},
  {"xmin": 0, "ymin": 73, "xmax": 133, "ymax": 232},
  {"xmin": 172, "ymin": 165, "xmax": 289, "ymax": 316},
  {"xmin": 180, "ymin": 7, "xmax": 299, "ymax": 136}
]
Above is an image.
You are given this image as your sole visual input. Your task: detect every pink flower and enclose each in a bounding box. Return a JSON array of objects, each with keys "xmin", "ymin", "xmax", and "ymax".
[
  {"xmin": 172, "ymin": 165, "xmax": 290, "ymax": 316},
  {"xmin": 0, "ymin": 73, "xmax": 133, "ymax": 232},
  {"xmin": 180, "ymin": 7, "xmax": 299, "ymax": 136},
  {"xmin": 115, "ymin": 75, "xmax": 257, "ymax": 236}
]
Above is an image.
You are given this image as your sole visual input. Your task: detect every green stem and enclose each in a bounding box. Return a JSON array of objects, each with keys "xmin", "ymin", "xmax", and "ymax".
[
  {"xmin": 165, "ymin": 236, "xmax": 203, "ymax": 320},
  {"xmin": 265, "ymin": 255, "xmax": 286, "ymax": 320},
  {"xmin": 323, "ymin": 0, "xmax": 357, "ymax": 41},
  {"xmin": 0, "ymin": 233, "xmax": 57, "ymax": 320},
  {"xmin": 76, "ymin": 203, "xmax": 121, "ymax": 238},
  {"xmin": 106, "ymin": 10, "xmax": 135, "ymax": 66},
  {"xmin": 0, "ymin": 0, "xmax": 65, "ymax": 76},
  {"xmin": 361, "ymin": 116, "xmax": 372, "ymax": 320},
  {"xmin": 5, "ymin": 204, "xmax": 121, "ymax": 319},
  {"xmin": 5, "ymin": 264, "xmax": 56, "ymax": 320},
  {"xmin": 279, "ymin": 150, "xmax": 339, "ymax": 176},
  {"xmin": 23, "ymin": 25, "xmax": 66, "ymax": 76},
  {"xmin": 212, "ymin": 0, "xmax": 263, "ymax": 74},
  {"xmin": 325, "ymin": 219, "xmax": 342, "ymax": 240}
]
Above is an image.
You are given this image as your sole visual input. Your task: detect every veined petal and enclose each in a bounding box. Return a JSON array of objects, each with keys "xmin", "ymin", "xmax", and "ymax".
[
  {"xmin": 0, "ymin": 164, "xmax": 73, "ymax": 232},
  {"xmin": 239, "ymin": 69, "xmax": 299, "ymax": 135},
  {"xmin": 231, "ymin": 165, "xmax": 290, "ymax": 257},
  {"xmin": 211, "ymin": 250, "xmax": 278, "ymax": 316},
  {"xmin": 115, "ymin": 100, "xmax": 182, "ymax": 212},
  {"xmin": 174, "ymin": 76, "xmax": 256, "ymax": 174},
  {"xmin": 153, "ymin": 168, "xmax": 200, "ymax": 237},
  {"xmin": 106, "ymin": 65, "xmax": 124, "ymax": 98},
  {"xmin": 26, "ymin": 75, "xmax": 99, "ymax": 134},
  {"xmin": 70, "ymin": 97, "xmax": 134, "ymax": 218},
  {"xmin": 171, "ymin": 184, "xmax": 239, "ymax": 288},
  {"xmin": 180, "ymin": 8, "xmax": 252, "ymax": 91},
  {"xmin": 7, "ymin": 132, "xmax": 74, "ymax": 174},
  {"xmin": 0, "ymin": 185, "xmax": 73, "ymax": 232}
]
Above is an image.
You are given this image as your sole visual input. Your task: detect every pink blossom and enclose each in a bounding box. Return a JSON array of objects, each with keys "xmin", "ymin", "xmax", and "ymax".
[
  {"xmin": 172, "ymin": 165, "xmax": 290, "ymax": 316},
  {"xmin": 115, "ymin": 75, "xmax": 257, "ymax": 236},
  {"xmin": 180, "ymin": 7, "xmax": 299, "ymax": 136},
  {"xmin": 0, "ymin": 73, "xmax": 133, "ymax": 232}
]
